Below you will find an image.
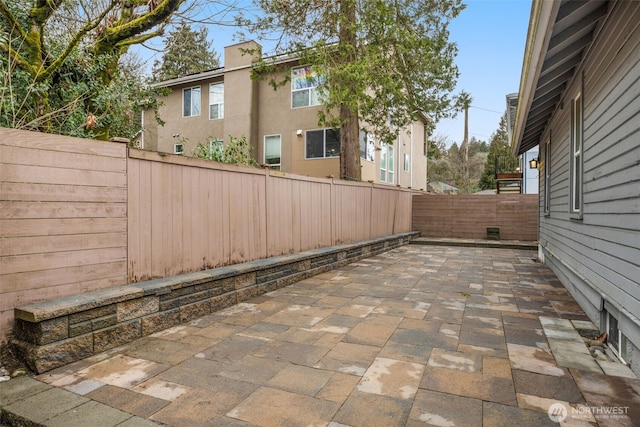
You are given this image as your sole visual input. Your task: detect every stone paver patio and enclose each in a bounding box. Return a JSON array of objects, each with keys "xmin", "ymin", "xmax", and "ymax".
[{"xmin": 2, "ymin": 244, "xmax": 639, "ymax": 426}]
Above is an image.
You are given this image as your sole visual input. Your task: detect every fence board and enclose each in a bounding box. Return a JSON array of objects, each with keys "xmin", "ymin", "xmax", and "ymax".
[
  {"xmin": 0, "ymin": 128, "xmax": 128, "ymax": 341},
  {"xmin": 1, "ymin": 131, "xmax": 413, "ymax": 342},
  {"xmin": 412, "ymin": 194, "xmax": 538, "ymax": 241}
]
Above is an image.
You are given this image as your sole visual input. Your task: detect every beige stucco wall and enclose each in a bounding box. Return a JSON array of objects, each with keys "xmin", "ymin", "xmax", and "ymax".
[{"xmin": 144, "ymin": 41, "xmax": 427, "ymax": 188}]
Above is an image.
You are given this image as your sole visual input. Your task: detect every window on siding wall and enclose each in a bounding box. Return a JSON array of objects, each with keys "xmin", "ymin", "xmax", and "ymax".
[
  {"xmin": 544, "ymin": 138, "xmax": 551, "ymax": 214},
  {"xmin": 380, "ymin": 143, "xmax": 394, "ymax": 183},
  {"xmin": 183, "ymin": 86, "xmax": 201, "ymax": 117},
  {"xmin": 359, "ymin": 129, "xmax": 375, "ymax": 162},
  {"xmin": 174, "ymin": 143, "xmax": 184, "ymax": 155},
  {"xmin": 305, "ymin": 129, "xmax": 339, "ymax": 159},
  {"xmin": 209, "ymin": 82, "xmax": 224, "ymax": 119},
  {"xmin": 264, "ymin": 135, "xmax": 281, "ymax": 169},
  {"xmin": 292, "ymin": 66, "xmax": 323, "ymax": 108},
  {"xmin": 570, "ymin": 94, "xmax": 583, "ymax": 214},
  {"xmin": 403, "ymin": 153, "xmax": 410, "ymax": 172}
]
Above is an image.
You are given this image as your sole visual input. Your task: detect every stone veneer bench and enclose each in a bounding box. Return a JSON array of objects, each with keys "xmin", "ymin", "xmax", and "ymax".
[{"xmin": 12, "ymin": 232, "xmax": 418, "ymax": 373}]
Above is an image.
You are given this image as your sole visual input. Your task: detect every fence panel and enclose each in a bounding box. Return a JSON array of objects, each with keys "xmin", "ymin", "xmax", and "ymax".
[
  {"xmin": 0, "ymin": 129, "xmax": 128, "ymax": 341},
  {"xmin": 412, "ymin": 194, "xmax": 538, "ymax": 241},
  {"xmin": 1, "ymin": 133, "xmax": 413, "ymax": 342}
]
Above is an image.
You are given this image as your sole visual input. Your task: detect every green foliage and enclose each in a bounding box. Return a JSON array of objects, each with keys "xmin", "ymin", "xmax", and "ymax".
[
  {"xmin": 427, "ymin": 134, "xmax": 449, "ymax": 160},
  {"xmin": 248, "ymin": 0, "xmax": 465, "ymax": 179},
  {"xmin": 152, "ymin": 20, "xmax": 220, "ymax": 82},
  {"xmin": 427, "ymin": 136, "xmax": 487, "ymax": 193},
  {"xmin": 192, "ymin": 135, "xmax": 258, "ymax": 167},
  {"xmin": 0, "ymin": 0, "xmax": 184, "ymax": 138},
  {"xmin": 479, "ymin": 114, "xmax": 519, "ymax": 190}
]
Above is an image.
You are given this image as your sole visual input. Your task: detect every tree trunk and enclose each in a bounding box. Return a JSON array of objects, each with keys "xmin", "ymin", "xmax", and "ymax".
[
  {"xmin": 340, "ymin": 104, "xmax": 360, "ymax": 180},
  {"xmin": 338, "ymin": 0, "xmax": 361, "ymax": 181}
]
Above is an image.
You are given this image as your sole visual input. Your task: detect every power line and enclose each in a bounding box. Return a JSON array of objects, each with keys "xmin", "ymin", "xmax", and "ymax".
[{"xmin": 470, "ymin": 105, "xmax": 503, "ymax": 114}]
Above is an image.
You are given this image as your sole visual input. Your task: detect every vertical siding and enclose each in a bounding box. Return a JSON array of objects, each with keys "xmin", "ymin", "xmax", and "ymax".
[
  {"xmin": 0, "ymin": 129, "xmax": 128, "ymax": 341},
  {"xmin": 127, "ymin": 149, "xmax": 413, "ymax": 283},
  {"xmin": 539, "ymin": 0, "xmax": 640, "ymax": 339}
]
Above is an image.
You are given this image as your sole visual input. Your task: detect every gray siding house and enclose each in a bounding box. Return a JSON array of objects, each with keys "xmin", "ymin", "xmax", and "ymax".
[{"xmin": 512, "ymin": 0, "xmax": 640, "ymax": 374}]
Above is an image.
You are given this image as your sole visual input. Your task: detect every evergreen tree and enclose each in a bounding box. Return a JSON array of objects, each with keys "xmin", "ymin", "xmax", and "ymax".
[
  {"xmin": 152, "ymin": 21, "xmax": 220, "ymax": 81},
  {"xmin": 479, "ymin": 114, "xmax": 519, "ymax": 190},
  {"xmin": 249, "ymin": 0, "xmax": 464, "ymax": 181}
]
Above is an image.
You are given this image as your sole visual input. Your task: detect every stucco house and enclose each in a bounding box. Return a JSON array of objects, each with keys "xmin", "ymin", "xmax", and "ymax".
[
  {"xmin": 142, "ymin": 41, "xmax": 429, "ymax": 190},
  {"xmin": 512, "ymin": 0, "xmax": 640, "ymax": 373}
]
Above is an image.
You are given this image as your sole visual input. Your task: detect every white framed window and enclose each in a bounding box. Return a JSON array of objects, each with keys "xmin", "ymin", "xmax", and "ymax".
[
  {"xmin": 305, "ymin": 129, "xmax": 339, "ymax": 159},
  {"xmin": 209, "ymin": 82, "xmax": 224, "ymax": 120},
  {"xmin": 403, "ymin": 153, "xmax": 410, "ymax": 172},
  {"xmin": 359, "ymin": 129, "xmax": 375, "ymax": 162},
  {"xmin": 606, "ymin": 311, "xmax": 627, "ymax": 363},
  {"xmin": 174, "ymin": 143, "xmax": 184, "ymax": 155},
  {"xmin": 292, "ymin": 66, "xmax": 323, "ymax": 108},
  {"xmin": 544, "ymin": 138, "xmax": 551, "ymax": 214},
  {"xmin": 183, "ymin": 86, "xmax": 201, "ymax": 117},
  {"xmin": 380, "ymin": 143, "xmax": 394, "ymax": 183},
  {"xmin": 264, "ymin": 135, "xmax": 281, "ymax": 169},
  {"xmin": 570, "ymin": 94, "xmax": 583, "ymax": 215}
]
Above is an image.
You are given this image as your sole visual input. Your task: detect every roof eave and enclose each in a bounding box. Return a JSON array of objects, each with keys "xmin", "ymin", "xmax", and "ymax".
[{"xmin": 511, "ymin": 0, "xmax": 561, "ymax": 156}]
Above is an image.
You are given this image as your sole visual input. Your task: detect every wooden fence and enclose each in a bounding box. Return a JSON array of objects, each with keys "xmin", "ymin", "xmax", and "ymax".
[
  {"xmin": 0, "ymin": 129, "xmax": 129, "ymax": 343},
  {"xmin": 1, "ymin": 129, "xmax": 413, "ymax": 341},
  {"xmin": 412, "ymin": 194, "xmax": 538, "ymax": 241}
]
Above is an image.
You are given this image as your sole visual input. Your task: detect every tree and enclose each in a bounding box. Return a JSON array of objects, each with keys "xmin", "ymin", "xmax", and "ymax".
[
  {"xmin": 427, "ymin": 134, "xmax": 449, "ymax": 160},
  {"xmin": 249, "ymin": 0, "xmax": 465, "ymax": 181},
  {"xmin": 0, "ymin": 0, "xmax": 184, "ymax": 139},
  {"xmin": 457, "ymin": 90, "xmax": 472, "ymax": 193},
  {"xmin": 479, "ymin": 114, "xmax": 518, "ymax": 190},
  {"xmin": 152, "ymin": 20, "xmax": 220, "ymax": 81}
]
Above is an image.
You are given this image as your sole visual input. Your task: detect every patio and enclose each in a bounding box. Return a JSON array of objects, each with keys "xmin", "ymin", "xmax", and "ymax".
[{"xmin": 1, "ymin": 244, "xmax": 638, "ymax": 426}]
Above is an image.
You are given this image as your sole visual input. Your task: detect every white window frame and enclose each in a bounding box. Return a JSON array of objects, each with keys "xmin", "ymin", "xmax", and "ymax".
[
  {"xmin": 305, "ymin": 129, "xmax": 340, "ymax": 159},
  {"xmin": 264, "ymin": 134, "xmax": 281, "ymax": 168},
  {"xmin": 291, "ymin": 65, "xmax": 323, "ymax": 108},
  {"xmin": 544, "ymin": 137, "xmax": 551, "ymax": 215},
  {"xmin": 174, "ymin": 143, "xmax": 184, "ymax": 155},
  {"xmin": 570, "ymin": 93, "xmax": 583, "ymax": 216},
  {"xmin": 380, "ymin": 143, "xmax": 394, "ymax": 183},
  {"xmin": 183, "ymin": 86, "xmax": 201, "ymax": 117},
  {"xmin": 359, "ymin": 129, "xmax": 375, "ymax": 162},
  {"xmin": 209, "ymin": 82, "xmax": 224, "ymax": 120}
]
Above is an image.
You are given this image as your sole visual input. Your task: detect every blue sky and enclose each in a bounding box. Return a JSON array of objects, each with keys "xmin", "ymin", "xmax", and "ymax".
[
  {"xmin": 138, "ymin": 0, "xmax": 532, "ymax": 146},
  {"xmin": 434, "ymin": 0, "xmax": 532, "ymax": 146}
]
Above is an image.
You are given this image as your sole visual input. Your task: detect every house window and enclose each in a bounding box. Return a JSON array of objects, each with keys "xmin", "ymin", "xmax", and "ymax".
[
  {"xmin": 359, "ymin": 130, "xmax": 374, "ymax": 162},
  {"xmin": 306, "ymin": 129, "xmax": 339, "ymax": 159},
  {"xmin": 606, "ymin": 311, "xmax": 627, "ymax": 363},
  {"xmin": 292, "ymin": 66, "xmax": 323, "ymax": 108},
  {"xmin": 544, "ymin": 138, "xmax": 551, "ymax": 214},
  {"xmin": 403, "ymin": 153, "xmax": 410, "ymax": 172},
  {"xmin": 174, "ymin": 143, "xmax": 184, "ymax": 155},
  {"xmin": 264, "ymin": 135, "xmax": 281, "ymax": 169},
  {"xmin": 570, "ymin": 94, "xmax": 583, "ymax": 214},
  {"xmin": 380, "ymin": 143, "xmax": 394, "ymax": 183},
  {"xmin": 209, "ymin": 82, "xmax": 224, "ymax": 119},
  {"xmin": 183, "ymin": 86, "xmax": 201, "ymax": 117}
]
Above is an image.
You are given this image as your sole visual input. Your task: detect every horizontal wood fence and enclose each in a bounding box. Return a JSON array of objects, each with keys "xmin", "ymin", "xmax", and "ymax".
[
  {"xmin": 412, "ymin": 194, "xmax": 538, "ymax": 241},
  {"xmin": 0, "ymin": 129, "xmax": 128, "ymax": 343},
  {"xmin": 1, "ymin": 129, "xmax": 413, "ymax": 342}
]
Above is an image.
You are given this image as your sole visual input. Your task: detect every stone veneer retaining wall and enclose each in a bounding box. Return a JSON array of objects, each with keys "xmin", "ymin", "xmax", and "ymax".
[{"xmin": 12, "ymin": 232, "xmax": 418, "ymax": 373}]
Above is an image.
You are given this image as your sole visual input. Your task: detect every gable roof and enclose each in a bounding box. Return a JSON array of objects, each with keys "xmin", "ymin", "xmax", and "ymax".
[{"xmin": 512, "ymin": 0, "xmax": 609, "ymax": 155}]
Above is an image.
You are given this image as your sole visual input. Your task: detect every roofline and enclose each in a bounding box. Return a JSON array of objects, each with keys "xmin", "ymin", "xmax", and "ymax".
[{"xmin": 511, "ymin": 0, "xmax": 561, "ymax": 155}]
